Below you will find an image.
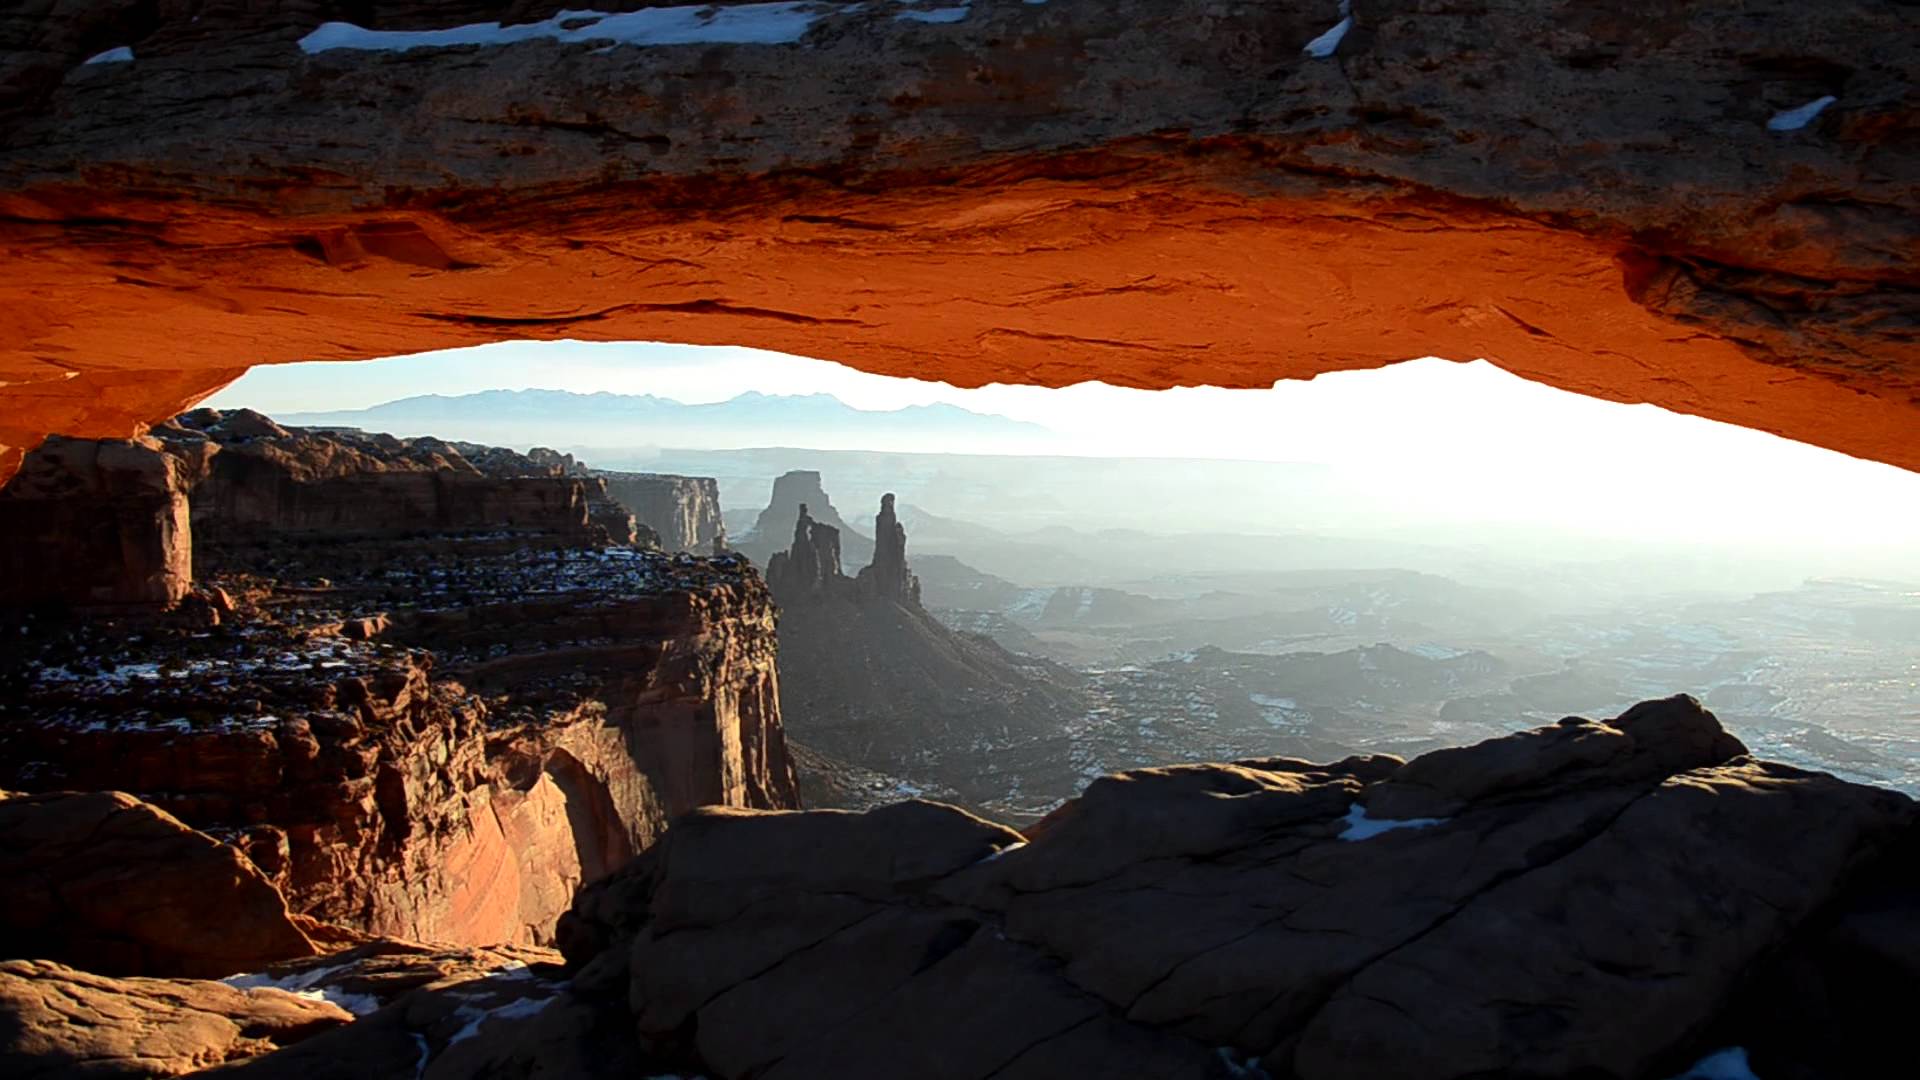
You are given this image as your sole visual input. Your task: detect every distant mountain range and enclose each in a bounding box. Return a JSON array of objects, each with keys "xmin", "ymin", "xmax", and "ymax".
[{"xmin": 278, "ymin": 389, "xmax": 1054, "ymax": 453}]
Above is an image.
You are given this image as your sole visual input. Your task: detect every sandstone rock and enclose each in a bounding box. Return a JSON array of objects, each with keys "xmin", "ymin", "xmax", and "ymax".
[
  {"xmin": 1721, "ymin": 820, "xmax": 1920, "ymax": 1079},
  {"xmin": 1361, "ymin": 694, "xmax": 1748, "ymax": 819},
  {"xmin": 764, "ymin": 502, "xmax": 845, "ymax": 601},
  {"xmin": 0, "ymin": 2, "xmax": 1915, "ymax": 478},
  {"xmin": 0, "ymin": 414, "xmax": 657, "ymax": 609},
  {"xmin": 161, "ymin": 414, "xmax": 617, "ymax": 557},
  {"xmin": 0, "ymin": 790, "xmax": 317, "ymax": 979},
  {"xmin": 598, "ymin": 472, "xmax": 724, "ymax": 554},
  {"xmin": 2, "ymin": 554, "xmax": 797, "ymax": 949},
  {"xmin": 219, "ymin": 938, "xmax": 563, "ymax": 1020},
  {"xmin": 214, "ymin": 944, "xmax": 644, "ymax": 1080},
  {"xmin": 745, "ymin": 472, "xmax": 870, "ymax": 566},
  {"xmin": 2, "ymin": 420, "xmax": 797, "ymax": 951},
  {"xmin": 0, "ymin": 435, "xmax": 192, "ymax": 606},
  {"xmin": 0, "ymin": 958, "xmax": 351, "ymax": 1078},
  {"xmin": 549, "ymin": 697, "xmax": 1914, "ymax": 1080},
  {"xmin": 853, "ymin": 493, "xmax": 920, "ymax": 606}
]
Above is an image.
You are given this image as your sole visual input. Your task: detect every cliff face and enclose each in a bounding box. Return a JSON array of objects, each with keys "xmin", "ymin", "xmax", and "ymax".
[
  {"xmin": 599, "ymin": 472, "xmax": 724, "ymax": 554},
  {"xmin": 0, "ymin": 409, "xmax": 653, "ymax": 607},
  {"xmin": 1, "ymin": 544, "xmax": 794, "ymax": 948},
  {"xmin": 1, "ymin": 1, "xmax": 1915, "ymax": 479},
  {"xmin": 0, "ymin": 415, "xmax": 797, "ymax": 949},
  {"xmin": 166, "ymin": 409, "xmax": 634, "ymax": 552}
]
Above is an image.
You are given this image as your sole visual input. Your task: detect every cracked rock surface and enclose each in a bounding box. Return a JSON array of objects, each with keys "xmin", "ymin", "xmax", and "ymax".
[{"xmin": 529, "ymin": 695, "xmax": 1913, "ymax": 1080}]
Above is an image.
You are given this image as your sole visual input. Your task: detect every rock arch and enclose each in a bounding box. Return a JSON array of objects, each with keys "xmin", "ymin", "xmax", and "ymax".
[{"xmin": 1, "ymin": 0, "xmax": 1914, "ymax": 481}]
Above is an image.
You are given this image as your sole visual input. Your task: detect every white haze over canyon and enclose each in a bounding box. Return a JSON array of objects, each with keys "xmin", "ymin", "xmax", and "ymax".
[{"xmin": 208, "ymin": 340, "xmax": 1920, "ymax": 579}]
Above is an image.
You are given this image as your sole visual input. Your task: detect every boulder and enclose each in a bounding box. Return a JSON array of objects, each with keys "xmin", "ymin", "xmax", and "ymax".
[
  {"xmin": 0, "ymin": 435, "xmax": 193, "ymax": 607},
  {"xmin": 0, "ymin": 790, "xmax": 317, "ymax": 979}
]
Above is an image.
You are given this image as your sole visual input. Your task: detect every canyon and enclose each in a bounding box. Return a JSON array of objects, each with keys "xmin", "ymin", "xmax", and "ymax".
[
  {"xmin": 0, "ymin": 0, "xmax": 1915, "ymax": 480},
  {"xmin": 0, "ymin": 2, "xmax": 1916, "ymax": 1076},
  {"xmin": 2, "ymin": 415, "xmax": 1918, "ymax": 1078}
]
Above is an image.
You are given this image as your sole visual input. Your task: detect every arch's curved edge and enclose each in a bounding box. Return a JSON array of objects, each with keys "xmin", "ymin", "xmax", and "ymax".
[{"xmin": 1, "ymin": 0, "xmax": 1913, "ymax": 479}]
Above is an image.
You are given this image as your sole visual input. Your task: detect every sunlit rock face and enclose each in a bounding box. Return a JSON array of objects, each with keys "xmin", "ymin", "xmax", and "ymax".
[
  {"xmin": 0, "ymin": 418, "xmax": 798, "ymax": 949},
  {"xmin": 1, "ymin": 0, "xmax": 1915, "ymax": 477},
  {"xmin": 0, "ymin": 435, "xmax": 193, "ymax": 606},
  {"xmin": 599, "ymin": 472, "xmax": 725, "ymax": 554}
]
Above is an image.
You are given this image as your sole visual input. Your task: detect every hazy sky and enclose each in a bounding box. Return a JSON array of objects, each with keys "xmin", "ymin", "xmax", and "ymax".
[{"xmin": 207, "ymin": 340, "xmax": 1920, "ymax": 554}]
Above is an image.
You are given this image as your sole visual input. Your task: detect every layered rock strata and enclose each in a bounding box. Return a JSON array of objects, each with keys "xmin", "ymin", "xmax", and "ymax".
[
  {"xmin": 1, "ymin": 2, "xmax": 1916, "ymax": 478},
  {"xmin": 161, "ymin": 409, "xmax": 639, "ymax": 559},
  {"xmin": 0, "ymin": 543, "xmax": 794, "ymax": 948},
  {"xmin": 598, "ymin": 472, "xmax": 725, "ymax": 554},
  {"xmin": 0, "ymin": 409, "xmax": 650, "ymax": 608},
  {"xmin": 537, "ymin": 696, "xmax": 1915, "ymax": 1080},
  {"xmin": 0, "ymin": 415, "xmax": 797, "ymax": 950}
]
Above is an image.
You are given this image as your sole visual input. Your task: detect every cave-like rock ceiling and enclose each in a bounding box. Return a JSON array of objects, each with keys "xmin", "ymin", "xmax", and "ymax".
[{"xmin": 1, "ymin": 0, "xmax": 1914, "ymax": 480}]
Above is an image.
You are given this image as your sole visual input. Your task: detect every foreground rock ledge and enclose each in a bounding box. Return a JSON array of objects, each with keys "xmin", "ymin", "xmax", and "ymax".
[
  {"xmin": 256, "ymin": 696, "xmax": 1914, "ymax": 1080},
  {"xmin": 0, "ymin": 959, "xmax": 352, "ymax": 1078},
  {"xmin": 2, "ymin": 0, "xmax": 1917, "ymax": 479}
]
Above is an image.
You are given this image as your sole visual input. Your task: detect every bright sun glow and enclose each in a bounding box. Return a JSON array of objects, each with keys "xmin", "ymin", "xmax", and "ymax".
[{"xmin": 204, "ymin": 340, "xmax": 1920, "ymax": 557}]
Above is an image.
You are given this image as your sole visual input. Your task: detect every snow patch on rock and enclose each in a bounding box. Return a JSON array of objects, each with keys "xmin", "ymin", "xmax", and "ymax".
[
  {"xmin": 222, "ymin": 963, "xmax": 381, "ymax": 1017},
  {"xmin": 1338, "ymin": 802, "xmax": 1448, "ymax": 841},
  {"xmin": 1667, "ymin": 1047, "xmax": 1760, "ymax": 1080},
  {"xmin": 1303, "ymin": 1, "xmax": 1352, "ymax": 58},
  {"xmin": 898, "ymin": 3, "xmax": 972, "ymax": 23},
  {"xmin": 1768, "ymin": 96, "xmax": 1836, "ymax": 132},
  {"xmin": 300, "ymin": 3, "xmax": 831, "ymax": 55}
]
